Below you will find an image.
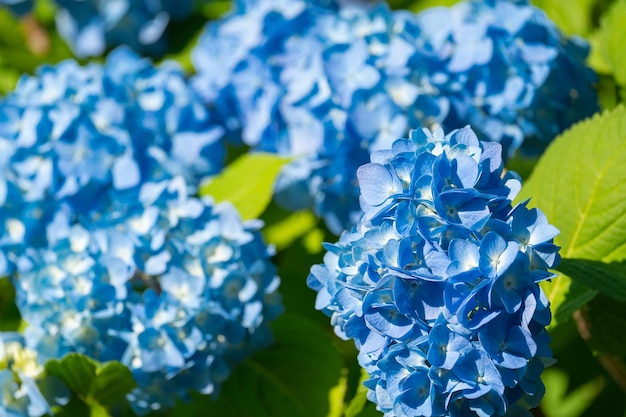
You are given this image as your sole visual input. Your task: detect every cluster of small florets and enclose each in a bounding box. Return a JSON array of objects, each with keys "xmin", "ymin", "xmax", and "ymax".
[
  {"xmin": 13, "ymin": 178, "xmax": 282, "ymax": 414},
  {"xmin": 413, "ymin": 0, "xmax": 598, "ymax": 158},
  {"xmin": 191, "ymin": 0, "xmax": 596, "ymax": 234},
  {"xmin": 191, "ymin": 0, "xmax": 448, "ymax": 234},
  {"xmin": 0, "ymin": 332, "xmax": 64, "ymax": 417},
  {"xmin": 0, "ymin": 0, "xmax": 213, "ymax": 57},
  {"xmin": 0, "ymin": 46, "xmax": 223, "ymax": 261},
  {"xmin": 0, "ymin": 48, "xmax": 281, "ymax": 414},
  {"xmin": 308, "ymin": 126, "xmax": 559, "ymax": 417}
]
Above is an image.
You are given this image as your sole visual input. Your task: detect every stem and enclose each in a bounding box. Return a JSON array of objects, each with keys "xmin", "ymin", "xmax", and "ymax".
[
  {"xmin": 573, "ymin": 309, "xmax": 626, "ymax": 394},
  {"xmin": 21, "ymin": 14, "xmax": 50, "ymax": 55}
]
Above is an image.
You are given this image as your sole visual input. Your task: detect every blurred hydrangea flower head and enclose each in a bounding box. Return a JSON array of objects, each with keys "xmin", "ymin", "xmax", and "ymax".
[
  {"xmin": 0, "ymin": 46, "xmax": 224, "ymax": 271},
  {"xmin": 414, "ymin": 0, "xmax": 598, "ymax": 157},
  {"xmin": 308, "ymin": 126, "xmax": 559, "ymax": 417},
  {"xmin": 4, "ymin": 162, "xmax": 279, "ymax": 414},
  {"xmin": 191, "ymin": 0, "xmax": 448, "ymax": 234},
  {"xmin": 13, "ymin": 178, "xmax": 282, "ymax": 414},
  {"xmin": 0, "ymin": 48, "xmax": 280, "ymax": 413},
  {"xmin": 191, "ymin": 0, "xmax": 596, "ymax": 235}
]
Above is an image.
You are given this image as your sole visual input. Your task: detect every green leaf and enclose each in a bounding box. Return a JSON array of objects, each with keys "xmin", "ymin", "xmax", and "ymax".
[
  {"xmin": 273, "ymin": 234, "xmax": 329, "ymax": 327},
  {"xmin": 199, "ymin": 153, "xmax": 290, "ymax": 221},
  {"xmin": 407, "ymin": 0, "xmax": 458, "ymax": 13},
  {"xmin": 200, "ymin": 0, "xmax": 233, "ymax": 19},
  {"xmin": 599, "ymin": 0, "xmax": 626, "ymax": 87},
  {"xmin": 588, "ymin": 30, "xmax": 613, "ymax": 75},
  {"xmin": 262, "ymin": 206, "xmax": 318, "ymax": 251},
  {"xmin": 46, "ymin": 354, "xmax": 135, "ymax": 410},
  {"xmin": 90, "ymin": 362, "xmax": 136, "ymax": 405},
  {"xmin": 0, "ymin": 277, "xmax": 20, "ymax": 331},
  {"xmin": 170, "ymin": 313, "xmax": 343, "ymax": 417},
  {"xmin": 518, "ymin": 105, "xmax": 626, "ymax": 326},
  {"xmin": 45, "ymin": 354, "xmax": 98, "ymax": 396},
  {"xmin": 541, "ymin": 368, "xmax": 605, "ymax": 417},
  {"xmin": 551, "ymin": 281, "xmax": 598, "ymax": 327},
  {"xmin": 531, "ymin": 0, "xmax": 596, "ymax": 36},
  {"xmin": 328, "ymin": 373, "xmax": 349, "ymax": 417},
  {"xmin": 557, "ymin": 258, "xmax": 626, "ymax": 302},
  {"xmin": 344, "ymin": 369, "xmax": 370, "ymax": 417},
  {"xmin": 585, "ymin": 295, "xmax": 626, "ymax": 358}
]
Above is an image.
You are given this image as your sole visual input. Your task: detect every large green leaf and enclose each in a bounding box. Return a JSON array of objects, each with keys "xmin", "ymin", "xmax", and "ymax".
[
  {"xmin": 518, "ymin": 105, "xmax": 626, "ymax": 326},
  {"xmin": 531, "ymin": 0, "xmax": 597, "ymax": 36},
  {"xmin": 557, "ymin": 258, "xmax": 626, "ymax": 302},
  {"xmin": 170, "ymin": 313, "xmax": 343, "ymax": 417},
  {"xmin": 199, "ymin": 153, "xmax": 290, "ymax": 221},
  {"xmin": 599, "ymin": 0, "xmax": 626, "ymax": 87},
  {"xmin": 551, "ymin": 281, "xmax": 598, "ymax": 326}
]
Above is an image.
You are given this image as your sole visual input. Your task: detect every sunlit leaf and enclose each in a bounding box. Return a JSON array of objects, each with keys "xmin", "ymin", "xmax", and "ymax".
[
  {"xmin": 599, "ymin": 0, "xmax": 626, "ymax": 87},
  {"xmin": 557, "ymin": 258, "xmax": 626, "ymax": 302},
  {"xmin": 518, "ymin": 105, "xmax": 626, "ymax": 326},
  {"xmin": 199, "ymin": 153, "xmax": 290, "ymax": 221},
  {"xmin": 541, "ymin": 368, "xmax": 605, "ymax": 417}
]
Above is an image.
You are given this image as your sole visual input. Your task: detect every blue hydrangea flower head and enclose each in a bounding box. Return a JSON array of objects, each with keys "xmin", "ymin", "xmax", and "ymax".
[
  {"xmin": 413, "ymin": 0, "xmax": 598, "ymax": 158},
  {"xmin": 191, "ymin": 0, "xmax": 595, "ymax": 234},
  {"xmin": 308, "ymin": 126, "xmax": 559, "ymax": 416},
  {"xmin": 191, "ymin": 0, "xmax": 447, "ymax": 234},
  {"xmin": 0, "ymin": 46, "xmax": 225, "ymax": 274},
  {"xmin": 0, "ymin": 48, "xmax": 279, "ymax": 414},
  {"xmin": 11, "ymin": 178, "xmax": 282, "ymax": 414}
]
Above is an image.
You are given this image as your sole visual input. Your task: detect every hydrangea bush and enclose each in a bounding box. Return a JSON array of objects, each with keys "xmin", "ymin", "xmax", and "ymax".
[
  {"xmin": 191, "ymin": 0, "xmax": 597, "ymax": 234},
  {"xmin": 308, "ymin": 126, "xmax": 559, "ymax": 416},
  {"xmin": 0, "ymin": 0, "xmax": 625, "ymax": 416}
]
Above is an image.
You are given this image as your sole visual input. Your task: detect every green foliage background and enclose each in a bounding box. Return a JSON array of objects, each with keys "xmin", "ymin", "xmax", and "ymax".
[{"xmin": 1, "ymin": 0, "xmax": 626, "ymax": 416}]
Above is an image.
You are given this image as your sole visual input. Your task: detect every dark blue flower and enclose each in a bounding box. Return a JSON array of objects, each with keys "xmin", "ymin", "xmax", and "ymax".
[{"xmin": 309, "ymin": 126, "xmax": 559, "ymax": 416}]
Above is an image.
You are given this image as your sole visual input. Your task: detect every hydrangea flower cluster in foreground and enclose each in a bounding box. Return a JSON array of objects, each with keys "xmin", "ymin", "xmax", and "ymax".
[
  {"xmin": 308, "ymin": 126, "xmax": 560, "ymax": 416},
  {"xmin": 0, "ymin": 0, "xmax": 212, "ymax": 57},
  {"xmin": 191, "ymin": 0, "xmax": 596, "ymax": 234},
  {"xmin": 0, "ymin": 48, "xmax": 281, "ymax": 414}
]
